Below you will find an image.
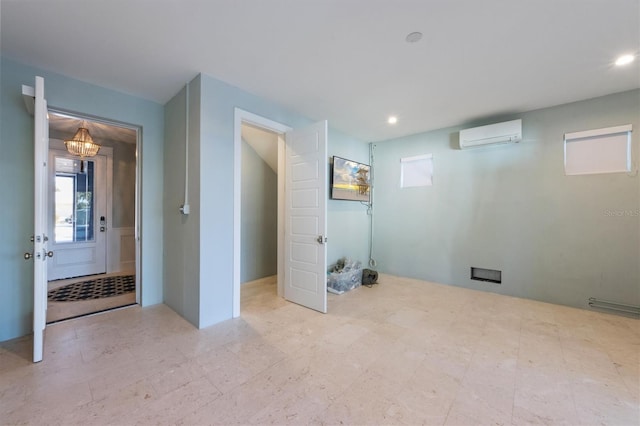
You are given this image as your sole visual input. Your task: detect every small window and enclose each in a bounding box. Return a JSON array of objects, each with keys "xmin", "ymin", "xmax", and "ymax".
[
  {"xmin": 400, "ymin": 154, "xmax": 433, "ymax": 188},
  {"xmin": 564, "ymin": 124, "xmax": 632, "ymax": 175}
]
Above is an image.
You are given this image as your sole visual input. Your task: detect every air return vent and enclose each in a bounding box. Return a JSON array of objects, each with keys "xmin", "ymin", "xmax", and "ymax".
[{"xmin": 470, "ymin": 267, "xmax": 502, "ymax": 284}]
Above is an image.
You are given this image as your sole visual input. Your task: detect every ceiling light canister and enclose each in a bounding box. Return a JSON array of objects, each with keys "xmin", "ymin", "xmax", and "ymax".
[
  {"xmin": 615, "ymin": 54, "xmax": 635, "ymax": 66},
  {"xmin": 388, "ymin": 116, "xmax": 398, "ymax": 125},
  {"xmin": 405, "ymin": 32, "xmax": 423, "ymax": 43}
]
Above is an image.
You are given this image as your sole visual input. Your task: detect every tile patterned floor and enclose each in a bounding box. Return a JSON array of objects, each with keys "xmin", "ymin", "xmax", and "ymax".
[
  {"xmin": 48, "ymin": 275, "xmax": 135, "ymax": 302},
  {"xmin": 47, "ymin": 272, "xmax": 136, "ymax": 323},
  {"xmin": 1, "ymin": 274, "xmax": 638, "ymax": 425}
]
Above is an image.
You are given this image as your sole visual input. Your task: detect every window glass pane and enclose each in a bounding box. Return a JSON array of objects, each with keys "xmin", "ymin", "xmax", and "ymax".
[
  {"xmin": 75, "ymin": 161, "xmax": 95, "ymax": 242},
  {"xmin": 54, "ymin": 175, "xmax": 74, "ymax": 243},
  {"xmin": 53, "ymin": 157, "xmax": 95, "ymax": 243}
]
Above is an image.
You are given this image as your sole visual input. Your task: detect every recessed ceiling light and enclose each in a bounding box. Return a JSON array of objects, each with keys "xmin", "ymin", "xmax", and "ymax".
[
  {"xmin": 615, "ymin": 54, "xmax": 635, "ymax": 66},
  {"xmin": 405, "ymin": 32, "xmax": 423, "ymax": 43},
  {"xmin": 388, "ymin": 116, "xmax": 398, "ymax": 125}
]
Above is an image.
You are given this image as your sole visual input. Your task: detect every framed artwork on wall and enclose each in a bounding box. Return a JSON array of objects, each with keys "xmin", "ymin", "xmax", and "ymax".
[{"xmin": 330, "ymin": 156, "xmax": 371, "ymax": 202}]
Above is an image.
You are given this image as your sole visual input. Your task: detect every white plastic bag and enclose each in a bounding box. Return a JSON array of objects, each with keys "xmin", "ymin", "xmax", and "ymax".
[{"xmin": 327, "ymin": 258, "xmax": 362, "ymax": 293}]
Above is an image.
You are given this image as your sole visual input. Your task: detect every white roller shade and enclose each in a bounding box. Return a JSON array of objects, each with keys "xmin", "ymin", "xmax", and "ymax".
[
  {"xmin": 400, "ymin": 154, "xmax": 433, "ymax": 188},
  {"xmin": 564, "ymin": 124, "xmax": 632, "ymax": 175}
]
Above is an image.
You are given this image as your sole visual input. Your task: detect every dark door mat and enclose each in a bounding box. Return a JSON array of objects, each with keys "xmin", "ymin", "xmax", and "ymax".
[{"xmin": 48, "ymin": 275, "xmax": 135, "ymax": 302}]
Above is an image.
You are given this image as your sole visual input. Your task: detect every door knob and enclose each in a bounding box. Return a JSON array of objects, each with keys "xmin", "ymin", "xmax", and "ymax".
[
  {"xmin": 46, "ymin": 251, "xmax": 54, "ymax": 258},
  {"xmin": 24, "ymin": 252, "xmax": 33, "ymax": 260}
]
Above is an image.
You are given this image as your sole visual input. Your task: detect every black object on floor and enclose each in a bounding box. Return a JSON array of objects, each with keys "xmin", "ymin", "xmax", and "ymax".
[
  {"xmin": 48, "ymin": 275, "xmax": 135, "ymax": 302},
  {"xmin": 362, "ymin": 269, "xmax": 378, "ymax": 287}
]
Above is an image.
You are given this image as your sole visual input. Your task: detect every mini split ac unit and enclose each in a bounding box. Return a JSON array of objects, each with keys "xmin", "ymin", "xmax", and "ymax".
[{"xmin": 459, "ymin": 119, "xmax": 522, "ymax": 149}]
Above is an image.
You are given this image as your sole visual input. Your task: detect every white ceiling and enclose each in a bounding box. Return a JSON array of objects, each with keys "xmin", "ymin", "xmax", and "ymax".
[
  {"xmin": 48, "ymin": 112, "xmax": 137, "ymax": 144},
  {"xmin": 2, "ymin": 1, "xmax": 638, "ymax": 142}
]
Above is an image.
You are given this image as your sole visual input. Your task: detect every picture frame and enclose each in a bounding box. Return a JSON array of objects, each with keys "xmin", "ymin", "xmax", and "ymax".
[{"xmin": 330, "ymin": 156, "xmax": 371, "ymax": 202}]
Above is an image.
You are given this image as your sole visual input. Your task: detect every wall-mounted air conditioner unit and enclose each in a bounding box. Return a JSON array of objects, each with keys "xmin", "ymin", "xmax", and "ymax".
[{"xmin": 459, "ymin": 119, "xmax": 522, "ymax": 149}]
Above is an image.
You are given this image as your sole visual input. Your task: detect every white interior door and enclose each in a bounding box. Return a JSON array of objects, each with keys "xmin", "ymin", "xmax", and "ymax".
[
  {"xmin": 47, "ymin": 150, "xmax": 107, "ymax": 280},
  {"xmin": 25, "ymin": 76, "xmax": 50, "ymax": 363},
  {"xmin": 284, "ymin": 120, "xmax": 328, "ymax": 313}
]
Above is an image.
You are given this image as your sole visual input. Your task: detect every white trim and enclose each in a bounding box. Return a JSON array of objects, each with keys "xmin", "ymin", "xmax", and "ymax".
[
  {"xmin": 32, "ymin": 76, "xmax": 47, "ymax": 362},
  {"xmin": 277, "ymin": 134, "xmax": 285, "ymax": 301},
  {"xmin": 21, "ymin": 84, "xmax": 35, "ymax": 114},
  {"xmin": 400, "ymin": 153, "xmax": 433, "ymax": 162},
  {"xmin": 135, "ymin": 126, "xmax": 141, "ymax": 305},
  {"xmin": 233, "ymin": 108, "xmax": 291, "ymax": 318},
  {"xmin": 564, "ymin": 124, "xmax": 632, "ymax": 141}
]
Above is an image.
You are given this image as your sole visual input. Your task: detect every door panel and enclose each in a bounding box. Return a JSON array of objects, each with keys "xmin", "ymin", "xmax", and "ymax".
[
  {"xmin": 30, "ymin": 76, "xmax": 49, "ymax": 363},
  {"xmin": 284, "ymin": 121, "xmax": 328, "ymax": 313},
  {"xmin": 48, "ymin": 151, "xmax": 107, "ymax": 280}
]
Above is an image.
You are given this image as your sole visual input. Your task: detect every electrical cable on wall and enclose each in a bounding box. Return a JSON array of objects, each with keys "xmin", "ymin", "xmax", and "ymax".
[
  {"xmin": 180, "ymin": 82, "xmax": 190, "ymax": 215},
  {"xmin": 368, "ymin": 142, "xmax": 377, "ymax": 268}
]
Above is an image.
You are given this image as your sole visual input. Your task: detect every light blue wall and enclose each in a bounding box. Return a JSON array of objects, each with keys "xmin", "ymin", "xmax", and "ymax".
[
  {"xmin": 327, "ymin": 129, "xmax": 371, "ymax": 267},
  {"xmin": 163, "ymin": 73, "xmax": 368, "ymax": 329},
  {"xmin": 163, "ymin": 81, "xmax": 200, "ymax": 326},
  {"xmin": 198, "ymin": 73, "xmax": 316, "ymax": 327},
  {"xmin": 372, "ymin": 89, "xmax": 640, "ymax": 309},
  {"xmin": 0, "ymin": 58, "xmax": 164, "ymax": 342},
  {"xmin": 241, "ymin": 139, "xmax": 277, "ymax": 283}
]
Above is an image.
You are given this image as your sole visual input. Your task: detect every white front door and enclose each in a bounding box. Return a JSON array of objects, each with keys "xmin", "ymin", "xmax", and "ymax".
[
  {"xmin": 47, "ymin": 150, "xmax": 107, "ymax": 280},
  {"xmin": 284, "ymin": 121, "xmax": 328, "ymax": 313},
  {"xmin": 25, "ymin": 76, "xmax": 50, "ymax": 363}
]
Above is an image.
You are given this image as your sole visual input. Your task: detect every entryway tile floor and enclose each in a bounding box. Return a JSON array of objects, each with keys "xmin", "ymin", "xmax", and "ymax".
[
  {"xmin": 46, "ymin": 271, "xmax": 136, "ymax": 323},
  {"xmin": 1, "ymin": 274, "xmax": 638, "ymax": 425}
]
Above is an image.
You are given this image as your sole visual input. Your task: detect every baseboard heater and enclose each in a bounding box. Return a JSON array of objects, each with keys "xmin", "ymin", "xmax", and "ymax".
[{"xmin": 588, "ymin": 297, "xmax": 640, "ymax": 316}]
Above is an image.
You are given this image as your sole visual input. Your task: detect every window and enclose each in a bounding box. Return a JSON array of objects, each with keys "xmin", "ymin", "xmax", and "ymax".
[
  {"xmin": 400, "ymin": 154, "xmax": 433, "ymax": 188},
  {"xmin": 54, "ymin": 157, "xmax": 95, "ymax": 243},
  {"xmin": 564, "ymin": 125, "xmax": 632, "ymax": 175}
]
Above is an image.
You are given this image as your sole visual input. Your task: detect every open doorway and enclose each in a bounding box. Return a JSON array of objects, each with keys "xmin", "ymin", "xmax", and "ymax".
[
  {"xmin": 239, "ymin": 122, "xmax": 283, "ymax": 312},
  {"xmin": 234, "ymin": 109, "xmax": 329, "ymax": 316},
  {"xmin": 234, "ymin": 110, "xmax": 290, "ymax": 317},
  {"xmin": 45, "ymin": 111, "xmax": 139, "ymax": 323}
]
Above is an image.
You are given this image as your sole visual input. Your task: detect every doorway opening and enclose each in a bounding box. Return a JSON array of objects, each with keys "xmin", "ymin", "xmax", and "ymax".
[
  {"xmin": 234, "ymin": 110, "xmax": 290, "ymax": 317},
  {"xmin": 234, "ymin": 109, "xmax": 329, "ymax": 316},
  {"xmin": 46, "ymin": 111, "xmax": 140, "ymax": 323},
  {"xmin": 237, "ymin": 121, "xmax": 286, "ymax": 315}
]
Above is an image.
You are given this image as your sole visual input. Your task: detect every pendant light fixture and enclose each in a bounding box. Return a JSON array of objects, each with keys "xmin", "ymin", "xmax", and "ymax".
[
  {"xmin": 64, "ymin": 122, "xmax": 101, "ymax": 173},
  {"xmin": 64, "ymin": 123, "xmax": 101, "ymax": 158}
]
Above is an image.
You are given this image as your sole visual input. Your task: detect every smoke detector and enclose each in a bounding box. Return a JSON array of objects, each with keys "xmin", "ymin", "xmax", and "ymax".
[{"xmin": 405, "ymin": 32, "xmax": 423, "ymax": 43}]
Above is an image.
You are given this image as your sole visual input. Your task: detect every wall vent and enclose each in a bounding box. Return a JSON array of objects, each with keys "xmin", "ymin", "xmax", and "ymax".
[{"xmin": 470, "ymin": 267, "xmax": 502, "ymax": 284}]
